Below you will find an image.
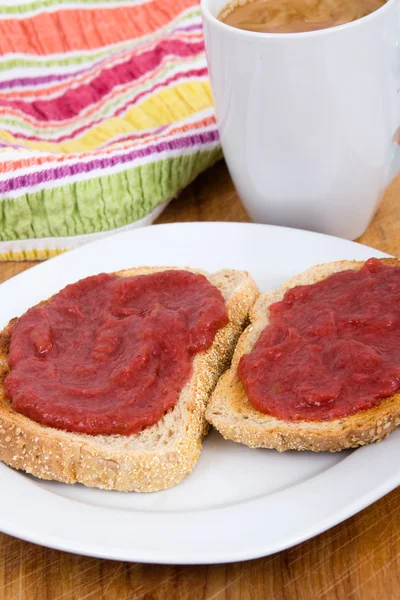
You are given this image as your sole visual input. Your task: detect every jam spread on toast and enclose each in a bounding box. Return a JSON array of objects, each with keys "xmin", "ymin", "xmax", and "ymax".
[
  {"xmin": 5, "ymin": 270, "xmax": 228, "ymax": 435},
  {"xmin": 239, "ymin": 258, "xmax": 400, "ymax": 421}
]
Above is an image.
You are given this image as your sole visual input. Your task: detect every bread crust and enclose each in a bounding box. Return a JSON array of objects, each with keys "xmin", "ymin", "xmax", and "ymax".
[
  {"xmin": 0, "ymin": 266, "xmax": 259, "ymax": 491},
  {"xmin": 206, "ymin": 259, "xmax": 400, "ymax": 452}
]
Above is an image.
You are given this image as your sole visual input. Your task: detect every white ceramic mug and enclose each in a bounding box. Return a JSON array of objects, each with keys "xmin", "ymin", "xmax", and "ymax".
[{"xmin": 201, "ymin": 0, "xmax": 400, "ymax": 239}]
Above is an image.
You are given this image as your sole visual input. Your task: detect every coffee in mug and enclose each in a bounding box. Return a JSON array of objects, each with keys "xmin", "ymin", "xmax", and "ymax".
[{"xmin": 219, "ymin": 0, "xmax": 386, "ymax": 33}]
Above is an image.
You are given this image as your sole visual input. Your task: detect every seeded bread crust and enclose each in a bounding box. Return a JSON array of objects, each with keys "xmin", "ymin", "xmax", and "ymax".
[
  {"xmin": 0, "ymin": 266, "xmax": 258, "ymax": 491},
  {"xmin": 206, "ymin": 259, "xmax": 400, "ymax": 452}
]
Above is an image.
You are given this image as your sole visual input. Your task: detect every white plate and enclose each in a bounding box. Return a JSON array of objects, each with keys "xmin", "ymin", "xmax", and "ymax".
[{"xmin": 0, "ymin": 222, "xmax": 397, "ymax": 565}]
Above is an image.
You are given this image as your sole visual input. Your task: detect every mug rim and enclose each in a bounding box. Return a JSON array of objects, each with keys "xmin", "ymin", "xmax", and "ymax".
[{"xmin": 200, "ymin": 0, "xmax": 396, "ymax": 39}]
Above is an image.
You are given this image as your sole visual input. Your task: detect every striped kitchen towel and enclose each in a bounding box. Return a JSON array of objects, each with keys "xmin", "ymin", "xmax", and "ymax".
[{"xmin": 0, "ymin": 0, "xmax": 221, "ymax": 260}]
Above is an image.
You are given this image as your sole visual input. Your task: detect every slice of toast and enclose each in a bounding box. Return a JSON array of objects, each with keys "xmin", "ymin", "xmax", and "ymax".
[
  {"xmin": 0, "ymin": 266, "xmax": 258, "ymax": 492},
  {"xmin": 206, "ymin": 259, "xmax": 400, "ymax": 453}
]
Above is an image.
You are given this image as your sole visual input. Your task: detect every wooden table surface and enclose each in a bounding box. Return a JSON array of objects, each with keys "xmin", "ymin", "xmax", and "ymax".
[{"xmin": 1, "ymin": 161, "xmax": 400, "ymax": 600}]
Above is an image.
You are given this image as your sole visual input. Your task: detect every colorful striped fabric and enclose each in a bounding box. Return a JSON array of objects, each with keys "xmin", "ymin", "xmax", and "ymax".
[{"xmin": 0, "ymin": 0, "xmax": 221, "ymax": 260}]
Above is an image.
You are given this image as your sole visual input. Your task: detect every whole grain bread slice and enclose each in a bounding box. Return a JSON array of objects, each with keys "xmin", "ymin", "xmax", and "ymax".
[
  {"xmin": 0, "ymin": 266, "xmax": 258, "ymax": 492},
  {"xmin": 206, "ymin": 259, "xmax": 400, "ymax": 453}
]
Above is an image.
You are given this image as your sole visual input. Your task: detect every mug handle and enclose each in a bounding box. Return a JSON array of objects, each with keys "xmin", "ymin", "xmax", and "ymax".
[{"xmin": 387, "ymin": 127, "xmax": 400, "ymax": 185}]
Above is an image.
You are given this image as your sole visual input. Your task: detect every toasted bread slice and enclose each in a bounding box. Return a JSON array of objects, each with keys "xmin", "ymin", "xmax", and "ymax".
[
  {"xmin": 206, "ymin": 259, "xmax": 400, "ymax": 453},
  {"xmin": 0, "ymin": 266, "xmax": 258, "ymax": 492}
]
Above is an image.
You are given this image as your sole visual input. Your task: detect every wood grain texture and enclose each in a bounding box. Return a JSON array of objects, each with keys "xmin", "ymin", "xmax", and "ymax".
[{"xmin": 1, "ymin": 161, "xmax": 400, "ymax": 600}]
